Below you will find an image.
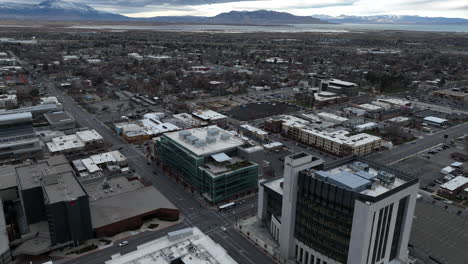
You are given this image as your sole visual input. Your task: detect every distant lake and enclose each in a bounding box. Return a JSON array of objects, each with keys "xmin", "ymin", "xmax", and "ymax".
[{"xmin": 69, "ymin": 23, "xmax": 468, "ymax": 33}]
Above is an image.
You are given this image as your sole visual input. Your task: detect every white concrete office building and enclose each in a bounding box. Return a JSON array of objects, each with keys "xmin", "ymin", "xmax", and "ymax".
[{"xmin": 258, "ymin": 153, "xmax": 419, "ymax": 264}]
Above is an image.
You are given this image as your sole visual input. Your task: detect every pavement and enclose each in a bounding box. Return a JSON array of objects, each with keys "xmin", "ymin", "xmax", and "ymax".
[
  {"xmin": 410, "ymin": 201, "xmax": 468, "ymax": 264},
  {"xmin": 370, "ymin": 122, "xmax": 468, "ymax": 164}
]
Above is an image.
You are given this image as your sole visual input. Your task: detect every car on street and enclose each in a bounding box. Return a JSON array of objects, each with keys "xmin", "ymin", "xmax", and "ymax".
[{"xmin": 118, "ymin": 241, "xmax": 129, "ymax": 247}]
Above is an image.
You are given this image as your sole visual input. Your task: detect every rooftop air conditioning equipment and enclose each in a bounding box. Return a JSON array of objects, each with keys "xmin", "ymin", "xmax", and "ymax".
[
  {"xmin": 220, "ymin": 133, "xmax": 231, "ymax": 141},
  {"xmin": 377, "ymin": 170, "xmax": 396, "ymax": 185},
  {"xmin": 206, "ymin": 135, "xmax": 217, "ymax": 144}
]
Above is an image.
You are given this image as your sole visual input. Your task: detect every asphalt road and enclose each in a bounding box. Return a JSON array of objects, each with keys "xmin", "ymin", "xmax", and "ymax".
[
  {"xmin": 43, "ymin": 84, "xmax": 274, "ymax": 264},
  {"xmin": 370, "ymin": 122, "xmax": 468, "ymax": 164}
]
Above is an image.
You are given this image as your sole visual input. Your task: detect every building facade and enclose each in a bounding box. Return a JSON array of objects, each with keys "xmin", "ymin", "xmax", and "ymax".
[
  {"xmin": 157, "ymin": 126, "xmax": 259, "ymax": 203},
  {"xmin": 258, "ymin": 153, "xmax": 419, "ymax": 264}
]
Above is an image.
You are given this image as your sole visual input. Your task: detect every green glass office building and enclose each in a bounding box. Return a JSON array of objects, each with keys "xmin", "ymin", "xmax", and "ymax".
[{"xmin": 157, "ymin": 126, "xmax": 259, "ymax": 203}]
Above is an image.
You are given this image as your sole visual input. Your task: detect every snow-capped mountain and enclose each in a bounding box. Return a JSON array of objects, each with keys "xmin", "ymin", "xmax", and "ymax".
[
  {"xmin": 313, "ymin": 14, "xmax": 468, "ymax": 25},
  {"xmin": 0, "ymin": 0, "xmax": 128, "ymax": 21},
  {"xmin": 147, "ymin": 10, "xmax": 330, "ymax": 25}
]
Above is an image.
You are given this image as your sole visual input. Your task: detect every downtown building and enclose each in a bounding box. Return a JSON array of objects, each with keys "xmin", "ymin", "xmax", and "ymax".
[
  {"xmin": 258, "ymin": 153, "xmax": 419, "ymax": 264},
  {"xmin": 156, "ymin": 126, "xmax": 260, "ymax": 204}
]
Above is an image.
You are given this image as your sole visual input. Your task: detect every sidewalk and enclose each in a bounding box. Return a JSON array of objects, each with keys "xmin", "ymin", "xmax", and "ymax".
[{"xmin": 235, "ymin": 216, "xmax": 292, "ymax": 264}]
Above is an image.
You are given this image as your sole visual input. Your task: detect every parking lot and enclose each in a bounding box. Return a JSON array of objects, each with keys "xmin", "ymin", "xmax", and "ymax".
[
  {"xmin": 227, "ymin": 101, "xmax": 301, "ymax": 121},
  {"xmin": 393, "ymin": 143, "xmax": 465, "ymax": 188},
  {"xmin": 410, "ymin": 201, "xmax": 468, "ymax": 264}
]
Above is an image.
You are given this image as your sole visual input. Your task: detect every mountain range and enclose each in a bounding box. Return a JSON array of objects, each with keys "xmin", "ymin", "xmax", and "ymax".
[
  {"xmin": 0, "ymin": 0, "xmax": 467, "ymax": 25},
  {"xmin": 314, "ymin": 15, "xmax": 468, "ymax": 25},
  {"xmin": 0, "ymin": 0, "xmax": 128, "ymax": 21},
  {"xmin": 146, "ymin": 10, "xmax": 329, "ymax": 25}
]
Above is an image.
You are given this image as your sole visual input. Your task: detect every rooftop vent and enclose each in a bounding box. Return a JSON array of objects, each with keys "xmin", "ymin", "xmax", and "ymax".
[
  {"xmin": 206, "ymin": 135, "xmax": 217, "ymax": 144},
  {"xmin": 377, "ymin": 170, "xmax": 396, "ymax": 185},
  {"xmin": 186, "ymin": 135, "xmax": 199, "ymax": 145},
  {"xmin": 207, "ymin": 127, "xmax": 220, "ymax": 136},
  {"xmin": 220, "ymin": 133, "xmax": 231, "ymax": 141},
  {"xmin": 349, "ymin": 161, "xmax": 369, "ymax": 172},
  {"xmin": 194, "ymin": 139, "xmax": 206, "ymax": 148},
  {"xmin": 179, "ymin": 130, "xmax": 191, "ymax": 140}
]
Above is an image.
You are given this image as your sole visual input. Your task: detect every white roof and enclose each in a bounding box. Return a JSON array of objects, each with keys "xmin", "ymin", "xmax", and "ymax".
[
  {"xmin": 173, "ymin": 113, "xmax": 206, "ymax": 126},
  {"xmin": 211, "ymin": 152, "xmax": 231, "ymax": 162},
  {"xmin": 378, "ymin": 98, "xmax": 411, "ymax": 106},
  {"xmin": 105, "ymin": 227, "xmax": 237, "ymax": 264},
  {"xmin": 76, "ymin": 129, "xmax": 103, "ymax": 142},
  {"xmin": 164, "ymin": 126, "xmax": 244, "ymax": 156},
  {"xmin": 358, "ymin": 104, "xmax": 382, "ymax": 111},
  {"xmin": 440, "ymin": 176, "xmax": 468, "ymax": 192},
  {"xmin": 317, "ymin": 112, "xmax": 349, "ymax": 123},
  {"xmin": 424, "ymin": 116, "xmax": 448, "ymax": 124},
  {"xmin": 47, "ymin": 134, "xmax": 85, "ymax": 153},
  {"xmin": 388, "ymin": 116, "xmax": 410, "ymax": 123},
  {"xmin": 91, "ymin": 152, "xmax": 117, "ymax": 165},
  {"xmin": 329, "ymin": 78, "xmax": 357, "ymax": 87},
  {"xmin": 356, "ymin": 122, "xmax": 377, "ymax": 130},
  {"xmin": 141, "ymin": 119, "xmax": 180, "ymax": 135},
  {"xmin": 302, "ymin": 129, "xmax": 381, "ymax": 147},
  {"xmin": 451, "ymin": 162, "xmax": 463, "ymax": 168},
  {"xmin": 110, "ymin": 151, "xmax": 127, "ymax": 162},
  {"xmin": 192, "ymin": 109, "xmax": 226, "ymax": 121},
  {"xmin": 276, "ymin": 115, "xmax": 310, "ymax": 127},
  {"xmin": 263, "ymin": 142, "xmax": 283, "ymax": 149},
  {"xmin": 240, "ymin": 124, "xmax": 268, "ymax": 135},
  {"xmin": 82, "ymin": 158, "xmax": 101, "ymax": 173}
]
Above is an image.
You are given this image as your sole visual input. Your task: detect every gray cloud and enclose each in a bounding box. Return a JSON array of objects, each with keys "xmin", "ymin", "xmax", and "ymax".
[{"xmin": 80, "ymin": 0, "xmax": 254, "ymax": 7}]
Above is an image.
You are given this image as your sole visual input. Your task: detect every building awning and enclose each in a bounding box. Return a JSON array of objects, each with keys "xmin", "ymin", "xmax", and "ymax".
[{"xmin": 211, "ymin": 153, "xmax": 231, "ymax": 162}]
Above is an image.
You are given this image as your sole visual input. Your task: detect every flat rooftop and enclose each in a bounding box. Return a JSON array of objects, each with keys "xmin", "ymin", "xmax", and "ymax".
[
  {"xmin": 165, "ymin": 126, "xmax": 244, "ymax": 156},
  {"xmin": 301, "ymin": 129, "xmax": 381, "ymax": 147},
  {"xmin": 0, "ymin": 165, "xmax": 17, "ymax": 190},
  {"xmin": 240, "ymin": 124, "xmax": 268, "ymax": 135},
  {"xmin": 192, "ymin": 109, "xmax": 226, "ymax": 121},
  {"xmin": 105, "ymin": 227, "xmax": 237, "ymax": 264},
  {"xmin": 16, "ymin": 155, "xmax": 86, "ymax": 203},
  {"xmin": 312, "ymin": 159, "xmax": 410, "ymax": 197},
  {"xmin": 83, "ymin": 176, "xmax": 144, "ymax": 202},
  {"xmin": 263, "ymin": 177, "xmax": 284, "ymax": 196},
  {"xmin": 44, "ymin": 111, "xmax": 74, "ymax": 124},
  {"xmin": 90, "ymin": 186, "xmax": 176, "ymax": 229}
]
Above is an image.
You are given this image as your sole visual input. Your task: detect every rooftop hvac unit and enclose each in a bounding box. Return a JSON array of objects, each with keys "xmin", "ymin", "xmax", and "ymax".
[
  {"xmin": 207, "ymin": 127, "xmax": 220, "ymax": 136},
  {"xmin": 349, "ymin": 161, "xmax": 369, "ymax": 172},
  {"xmin": 377, "ymin": 170, "xmax": 396, "ymax": 185},
  {"xmin": 187, "ymin": 135, "xmax": 199, "ymax": 145},
  {"xmin": 195, "ymin": 139, "xmax": 207, "ymax": 148},
  {"xmin": 206, "ymin": 135, "xmax": 217, "ymax": 144},
  {"xmin": 179, "ymin": 130, "xmax": 191, "ymax": 139},
  {"xmin": 220, "ymin": 133, "xmax": 231, "ymax": 141}
]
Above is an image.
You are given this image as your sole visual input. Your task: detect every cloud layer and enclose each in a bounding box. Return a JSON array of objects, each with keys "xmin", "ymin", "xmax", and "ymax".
[{"xmin": 3, "ymin": 0, "xmax": 468, "ymax": 19}]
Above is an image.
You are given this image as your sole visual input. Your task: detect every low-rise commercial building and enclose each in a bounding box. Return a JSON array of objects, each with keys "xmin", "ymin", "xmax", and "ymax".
[
  {"xmin": 44, "ymin": 111, "xmax": 75, "ymax": 131},
  {"xmin": 240, "ymin": 124, "xmax": 268, "ymax": 141},
  {"xmin": 438, "ymin": 176, "xmax": 468, "ymax": 197},
  {"xmin": 105, "ymin": 227, "xmax": 237, "ymax": 264},
  {"xmin": 192, "ymin": 109, "xmax": 227, "ymax": 126},
  {"xmin": 157, "ymin": 126, "xmax": 259, "ymax": 203},
  {"xmin": 46, "ymin": 129, "xmax": 104, "ymax": 154}
]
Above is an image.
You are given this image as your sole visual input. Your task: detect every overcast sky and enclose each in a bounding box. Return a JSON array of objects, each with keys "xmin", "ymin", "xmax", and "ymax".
[{"xmin": 8, "ymin": 0, "xmax": 468, "ymax": 18}]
